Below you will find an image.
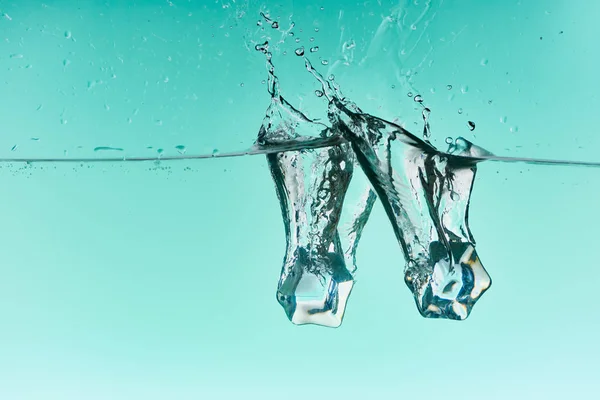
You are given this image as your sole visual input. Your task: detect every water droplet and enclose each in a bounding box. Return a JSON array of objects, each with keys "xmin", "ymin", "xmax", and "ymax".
[
  {"xmin": 414, "ymin": 95, "xmax": 423, "ymax": 103},
  {"xmin": 261, "ymin": 79, "xmax": 266, "ymax": 84},
  {"xmin": 64, "ymin": 31, "xmax": 72, "ymax": 39},
  {"xmin": 104, "ymin": 104, "xmax": 110, "ymax": 111},
  {"xmin": 212, "ymin": 148, "xmax": 219, "ymax": 155},
  {"xmin": 407, "ymin": 92, "xmax": 413, "ymax": 97},
  {"xmin": 450, "ymin": 191, "xmax": 461, "ymax": 201},
  {"xmin": 321, "ymin": 59, "xmax": 329, "ymax": 65},
  {"xmin": 461, "ymin": 86, "xmax": 469, "ymax": 94},
  {"xmin": 61, "ymin": 118, "xmax": 68, "ymax": 125},
  {"xmin": 445, "ymin": 137, "xmax": 454, "ymax": 144},
  {"xmin": 488, "ymin": 100, "xmax": 493, "ymax": 105},
  {"xmin": 510, "ymin": 126, "xmax": 519, "ymax": 133},
  {"xmin": 175, "ymin": 145, "xmax": 186, "ymax": 154},
  {"xmin": 271, "ymin": 21, "xmax": 279, "ymax": 29},
  {"xmin": 11, "ymin": 144, "xmax": 18, "ymax": 151},
  {"xmin": 295, "ymin": 38, "xmax": 300, "ymax": 43},
  {"xmin": 295, "ymin": 47, "xmax": 305, "ymax": 56},
  {"xmin": 254, "ymin": 41, "xmax": 269, "ymax": 53},
  {"xmin": 446, "ymin": 84, "xmax": 452, "ymax": 90},
  {"xmin": 256, "ymin": 20, "xmax": 262, "ymax": 26},
  {"xmin": 310, "ymin": 46, "xmax": 319, "ymax": 53},
  {"xmin": 430, "ymin": 88, "xmax": 436, "ymax": 94},
  {"xmin": 309, "ymin": 37, "xmax": 315, "ymax": 42},
  {"xmin": 328, "ymin": 74, "xmax": 335, "ymax": 81},
  {"xmin": 391, "ymin": 84, "xmax": 396, "ymax": 89},
  {"xmin": 458, "ymin": 108, "xmax": 463, "ymax": 114},
  {"xmin": 315, "ymin": 27, "xmax": 320, "ymax": 32},
  {"xmin": 480, "ymin": 58, "xmax": 488, "ymax": 66},
  {"xmin": 315, "ymin": 90, "xmax": 324, "ymax": 97},
  {"xmin": 500, "ymin": 116, "xmax": 507, "ymax": 123},
  {"xmin": 240, "ymin": 82, "xmax": 244, "ymax": 87},
  {"xmin": 468, "ymin": 121, "xmax": 476, "ymax": 131}
]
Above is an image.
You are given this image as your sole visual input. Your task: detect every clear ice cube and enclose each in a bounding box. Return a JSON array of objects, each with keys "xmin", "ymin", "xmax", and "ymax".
[{"xmin": 328, "ymin": 96, "xmax": 492, "ymax": 320}]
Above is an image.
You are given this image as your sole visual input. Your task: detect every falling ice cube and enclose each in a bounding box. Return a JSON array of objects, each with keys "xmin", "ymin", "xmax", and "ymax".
[{"xmin": 327, "ymin": 96, "xmax": 492, "ymax": 320}]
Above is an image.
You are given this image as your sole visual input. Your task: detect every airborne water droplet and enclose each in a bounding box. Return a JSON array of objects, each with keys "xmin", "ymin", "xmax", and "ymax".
[{"xmin": 295, "ymin": 47, "xmax": 305, "ymax": 56}]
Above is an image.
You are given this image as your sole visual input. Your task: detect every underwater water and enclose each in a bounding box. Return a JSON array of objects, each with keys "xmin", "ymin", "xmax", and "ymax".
[{"xmin": 1, "ymin": 0, "xmax": 600, "ymax": 398}]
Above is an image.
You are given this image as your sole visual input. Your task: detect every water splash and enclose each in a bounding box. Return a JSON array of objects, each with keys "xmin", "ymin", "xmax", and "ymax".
[{"xmin": 252, "ymin": 42, "xmax": 376, "ymax": 328}]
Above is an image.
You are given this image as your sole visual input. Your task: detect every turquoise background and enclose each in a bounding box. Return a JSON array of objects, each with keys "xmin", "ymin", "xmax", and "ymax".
[{"xmin": 1, "ymin": 0, "xmax": 599, "ymax": 398}]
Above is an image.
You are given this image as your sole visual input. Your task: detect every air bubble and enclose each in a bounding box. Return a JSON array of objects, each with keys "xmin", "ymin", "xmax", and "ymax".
[
  {"xmin": 321, "ymin": 59, "xmax": 329, "ymax": 65},
  {"xmin": 295, "ymin": 47, "xmax": 305, "ymax": 56},
  {"xmin": 450, "ymin": 191, "xmax": 460, "ymax": 201},
  {"xmin": 407, "ymin": 92, "xmax": 413, "ymax": 97},
  {"xmin": 445, "ymin": 137, "xmax": 454, "ymax": 144},
  {"xmin": 315, "ymin": 90, "xmax": 324, "ymax": 97},
  {"xmin": 310, "ymin": 46, "xmax": 319, "ymax": 53},
  {"xmin": 309, "ymin": 37, "xmax": 315, "ymax": 42},
  {"xmin": 468, "ymin": 121, "xmax": 476, "ymax": 131},
  {"xmin": 458, "ymin": 108, "xmax": 463, "ymax": 114},
  {"xmin": 446, "ymin": 84, "xmax": 452, "ymax": 90},
  {"xmin": 414, "ymin": 95, "xmax": 423, "ymax": 103},
  {"xmin": 328, "ymin": 74, "xmax": 335, "ymax": 81}
]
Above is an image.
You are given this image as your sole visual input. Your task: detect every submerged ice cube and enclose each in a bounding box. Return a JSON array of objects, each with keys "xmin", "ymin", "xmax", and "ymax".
[
  {"xmin": 255, "ymin": 47, "xmax": 375, "ymax": 327},
  {"xmin": 326, "ymin": 95, "xmax": 492, "ymax": 320}
]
